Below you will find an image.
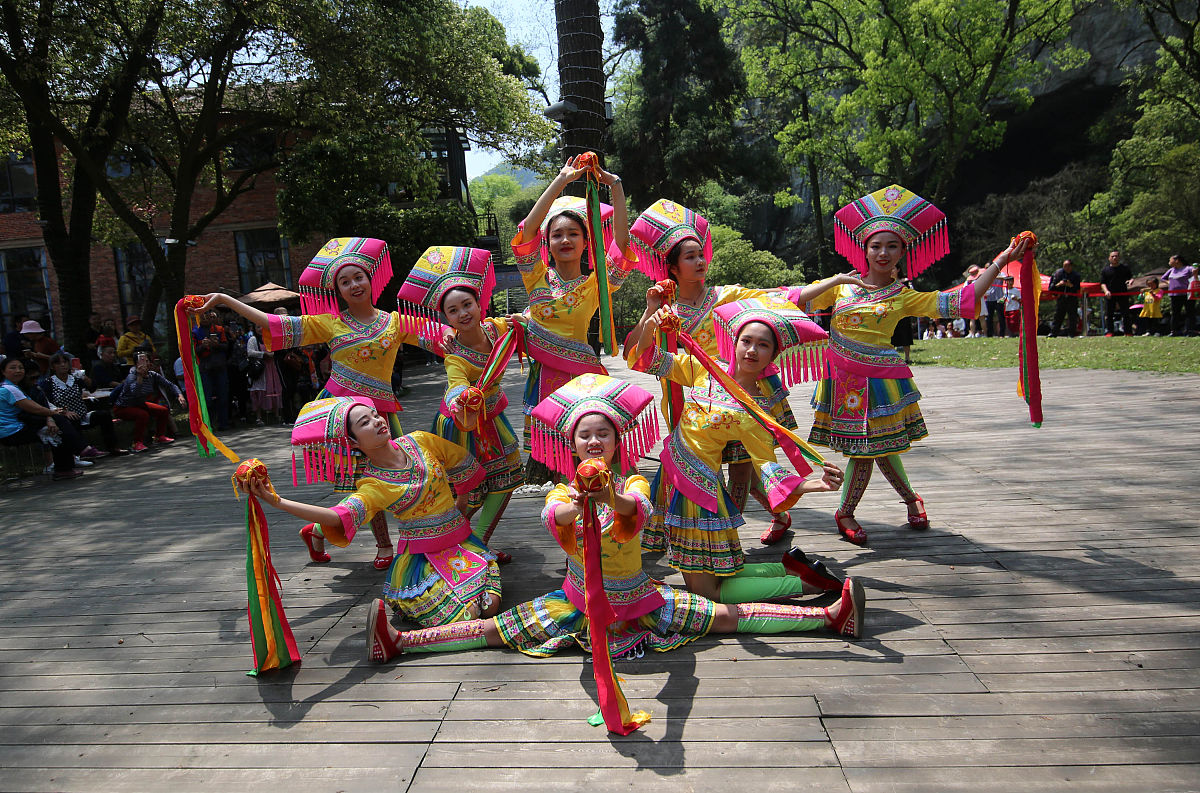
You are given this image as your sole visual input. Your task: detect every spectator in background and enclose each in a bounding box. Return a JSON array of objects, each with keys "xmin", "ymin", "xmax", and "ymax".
[
  {"xmin": 226, "ymin": 317, "xmax": 251, "ymax": 424},
  {"xmin": 112, "ymin": 352, "xmax": 185, "ymax": 453},
  {"xmin": 90, "ymin": 346, "xmax": 126, "ymax": 388},
  {"xmin": 1189, "ymin": 265, "xmax": 1200, "ymax": 335},
  {"xmin": 1100, "ymin": 250, "xmax": 1133, "ymax": 336},
  {"xmin": 1048, "ymin": 259, "xmax": 1083, "ymax": 337},
  {"xmin": 1137, "ymin": 277, "xmax": 1164, "ymax": 336},
  {"xmin": 3, "ymin": 315, "xmax": 29, "ymax": 357},
  {"xmin": 1161, "ymin": 254, "xmax": 1197, "ymax": 337},
  {"xmin": 172, "ymin": 356, "xmax": 186, "ymax": 392},
  {"xmin": 116, "ymin": 316, "xmax": 153, "ymax": 365},
  {"xmin": 273, "ymin": 309, "xmax": 299, "ymax": 424},
  {"xmin": 40, "ymin": 352, "xmax": 127, "ymax": 457},
  {"xmin": 963, "ymin": 265, "xmax": 984, "ymax": 337},
  {"xmin": 1001, "ymin": 275, "xmax": 1021, "ymax": 335},
  {"xmin": 94, "ymin": 318, "xmax": 117, "ymax": 353},
  {"xmin": 0, "ymin": 355, "xmax": 83, "ymax": 480},
  {"xmin": 20, "ymin": 320, "xmax": 58, "ymax": 375},
  {"xmin": 84, "ymin": 312, "xmax": 104, "ymax": 357},
  {"xmin": 192, "ymin": 310, "xmax": 231, "ymax": 431},
  {"xmin": 245, "ymin": 326, "xmax": 283, "ymax": 425},
  {"xmin": 983, "ymin": 272, "xmax": 1005, "ymax": 337}
]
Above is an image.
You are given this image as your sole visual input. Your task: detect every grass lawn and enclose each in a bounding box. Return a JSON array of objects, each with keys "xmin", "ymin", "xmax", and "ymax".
[{"xmin": 908, "ymin": 335, "xmax": 1200, "ymax": 374}]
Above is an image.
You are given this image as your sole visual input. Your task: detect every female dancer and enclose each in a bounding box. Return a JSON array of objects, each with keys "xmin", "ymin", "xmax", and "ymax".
[
  {"xmin": 243, "ymin": 396, "xmax": 501, "ymax": 626},
  {"xmin": 632, "ymin": 300, "xmax": 847, "ymax": 603},
  {"xmin": 511, "ymin": 157, "xmax": 635, "ymax": 460},
  {"xmin": 810, "ymin": 184, "xmax": 1028, "ymax": 544},
  {"xmin": 365, "ymin": 374, "xmax": 864, "ymax": 665},
  {"xmin": 197, "ymin": 237, "xmax": 438, "ymax": 569},
  {"xmin": 623, "ymin": 198, "xmax": 866, "ymax": 545},
  {"xmin": 397, "ymin": 246, "xmax": 525, "ymax": 562}
]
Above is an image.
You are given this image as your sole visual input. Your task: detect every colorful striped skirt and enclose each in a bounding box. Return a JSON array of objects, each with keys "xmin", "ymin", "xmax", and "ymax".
[
  {"xmin": 648, "ymin": 463, "xmax": 746, "ymax": 576},
  {"xmin": 431, "ymin": 411, "xmax": 523, "ymax": 499},
  {"xmin": 494, "ymin": 585, "xmax": 717, "ymax": 659},
  {"xmin": 381, "ymin": 534, "xmax": 501, "ymax": 628},
  {"xmin": 809, "ymin": 374, "xmax": 927, "ymax": 458}
]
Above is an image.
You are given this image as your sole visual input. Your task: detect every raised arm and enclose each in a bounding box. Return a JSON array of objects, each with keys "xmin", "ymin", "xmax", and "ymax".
[
  {"xmin": 518, "ymin": 159, "xmax": 587, "ymax": 245},
  {"xmin": 192, "ymin": 293, "xmax": 273, "ymax": 330},
  {"xmin": 969, "ymin": 236, "xmax": 1031, "ymax": 300}
]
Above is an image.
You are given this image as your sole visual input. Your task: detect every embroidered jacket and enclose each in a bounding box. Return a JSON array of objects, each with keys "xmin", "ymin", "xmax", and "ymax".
[
  {"xmin": 542, "ymin": 474, "xmax": 663, "ymax": 621},
  {"xmin": 329, "ymin": 432, "xmax": 484, "ymax": 553}
]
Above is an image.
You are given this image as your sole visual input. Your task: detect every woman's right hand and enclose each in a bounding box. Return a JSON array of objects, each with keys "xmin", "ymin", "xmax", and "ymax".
[
  {"xmin": 192, "ymin": 293, "xmax": 226, "ymax": 314},
  {"xmin": 645, "ymin": 284, "xmax": 668, "ymax": 311}
]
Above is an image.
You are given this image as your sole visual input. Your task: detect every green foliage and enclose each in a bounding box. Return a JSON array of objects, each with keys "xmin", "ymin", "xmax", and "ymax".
[
  {"xmin": 610, "ymin": 0, "xmax": 780, "ymax": 207},
  {"xmin": 727, "ymin": 0, "xmax": 1085, "ymax": 204},
  {"xmin": 707, "ymin": 223, "xmax": 808, "ymax": 288},
  {"xmin": 1084, "ymin": 44, "xmax": 1200, "ymax": 267},
  {"xmin": 470, "ymin": 173, "xmax": 523, "ymax": 215},
  {"xmin": 910, "ymin": 336, "xmax": 1200, "ymax": 374}
]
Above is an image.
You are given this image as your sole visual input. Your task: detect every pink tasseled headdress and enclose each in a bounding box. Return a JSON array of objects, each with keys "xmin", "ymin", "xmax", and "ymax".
[
  {"xmin": 519, "ymin": 196, "xmax": 615, "ymax": 268},
  {"xmin": 289, "ymin": 396, "xmax": 366, "ymax": 487},
  {"xmin": 713, "ymin": 299, "xmax": 829, "ymax": 387},
  {"xmin": 834, "ymin": 184, "xmax": 948, "ymax": 279},
  {"xmin": 297, "ymin": 237, "xmax": 393, "ymax": 316},
  {"xmin": 396, "ymin": 246, "xmax": 496, "ymax": 337},
  {"xmin": 529, "ymin": 374, "xmax": 661, "ymax": 479},
  {"xmin": 628, "ymin": 198, "xmax": 713, "ymax": 281}
]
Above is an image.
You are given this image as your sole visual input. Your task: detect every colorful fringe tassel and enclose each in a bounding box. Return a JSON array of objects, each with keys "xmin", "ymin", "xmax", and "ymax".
[
  {"xmin": 1015, "ymin": 232, "xmax": 1044, "ymax": 427},
  {"xmin": 174, "ymin": 297, "xmax": 238, "ymax": 463},
  {"xmin": 232, "ymin": 460, "xmax": 301, "ymax": 676},
  {"xmin": 576, "ymin": 459, "xmax": 650, "ymax": 735}
]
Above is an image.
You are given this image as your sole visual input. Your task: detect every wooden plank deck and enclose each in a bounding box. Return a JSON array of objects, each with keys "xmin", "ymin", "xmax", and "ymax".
[{"xmin": 3, "ymin": 355, "xmax": 1199, "ymax": 792}]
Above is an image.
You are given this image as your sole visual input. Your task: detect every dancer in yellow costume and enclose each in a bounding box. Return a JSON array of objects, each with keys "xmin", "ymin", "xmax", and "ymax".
[
  {"xmin": 810, "ymin": 184, "xmax": 1029, "ymax": 545},
  {"xmin": 196, "ymin": 237, "xmax": 441, "ymax": 569},
  {"xmin": 622, "ymin": 198, "xmax": 867, "ymax": 545},
  {"xmin": 510, "ymin": 156, "xmax": 636, "ymax": 459},
  {"xmin": 397, "ymin": 245, "xmax": 526, "ymax": 563},
  {"xmin": 243, "ymin": 396, "xmax": 502, "ymax": 627}
]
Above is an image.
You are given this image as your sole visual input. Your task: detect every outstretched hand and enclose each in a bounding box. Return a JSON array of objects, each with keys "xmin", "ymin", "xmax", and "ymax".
[{"xmin": 191, "ymin": 293, "xmax": 225, "ymax": 315}]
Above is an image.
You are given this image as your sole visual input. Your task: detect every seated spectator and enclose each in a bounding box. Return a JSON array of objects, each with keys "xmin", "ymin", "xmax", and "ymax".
[
  {"xmin": 0, "ymin": 355, "xmax": 83, "ymax": 480},
  {"xmin": 116, "ymin": 316, "xmax": 154, "ymax": 366},
  {"xmin": 41, "ymin": 352, "xmax": 129, "ymax": 456},
  {"xmin": 84, "ymin": 312, "xmax": 104, "ymax": 358},
  {"xmin": 90, "ymin": 346, "xmax": 127, "ymax": 388},
  {"xmin": 112, "ymin": 353, "xmax": 185, "ymax": 453},
  {"xmin": 94, "ymin": 318, "xmax": 118, "ymax": 355}
]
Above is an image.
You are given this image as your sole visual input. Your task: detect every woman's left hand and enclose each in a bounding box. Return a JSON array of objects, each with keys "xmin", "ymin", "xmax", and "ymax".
[
  {"xmin": 593, "ymin": 164, "xmax": 622, "ymax": 187},
  {"xmin": 176, "ymin": 395, "xmax": 187, "ymax": 407},
  {"xmin": 813, "ymin": 462, "xmax": 844, "ymax": 492}
]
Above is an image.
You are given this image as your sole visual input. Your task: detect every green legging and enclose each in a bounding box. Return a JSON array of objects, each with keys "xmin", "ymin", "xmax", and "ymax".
[{"xmin": 839, "ymin": 454, "xmax": 917, "ymax": 515}]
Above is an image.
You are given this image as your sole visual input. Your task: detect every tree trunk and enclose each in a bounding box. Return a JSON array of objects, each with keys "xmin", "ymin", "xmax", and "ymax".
[
  {"xmin": 800, "ymin": 91, "xmax": 830, "ymax": 277},
  {"xmin": 555, "ymin": 0, "xmax": 606, "ymax": 192}
]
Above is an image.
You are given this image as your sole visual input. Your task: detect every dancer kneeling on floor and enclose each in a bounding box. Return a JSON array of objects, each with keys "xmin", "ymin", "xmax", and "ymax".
[
  {"xmin": 244, "ymin": 396, "xmax": 502, "ymax": 627},
  {"xmin": 631, "ymin": 299, "xmax": 847, "ymax": 604},
  {"xmin": 366, "ymin": 374, "xmax": 864, "ymax": 664}
]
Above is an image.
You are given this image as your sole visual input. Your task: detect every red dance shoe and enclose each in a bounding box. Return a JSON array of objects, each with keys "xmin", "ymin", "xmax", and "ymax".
[
  {"xmin": 366, "ymin": 598, "xmax": 402, "ymax": 663},
  {"xmin": 906, "ymin": 496, "xmax": 929, "ymax": 530},
  {"xmin": 835, "ymin": 512, "xmax": 868, "ymax": 546},
  {"xmin": 373, "ymin": 544, "xmax": 394, "ymax": 571},
  {"xmin": 759, "ymin": 511, "xmax": 792, "ymax": 545},
  {"xmin": 781, "ymin": 548, "xmax": 844, "ymax": 591},
  {"xmin": 825, "ymin": 578, "xmax": 866, "ymax": 640},
  {"xmin": 494, "ymin": 550, "xmax": 513, "ymax": 564},
  {"xmin": 299, "ymin": 524, "xmax": 331, "ymax": 564}
]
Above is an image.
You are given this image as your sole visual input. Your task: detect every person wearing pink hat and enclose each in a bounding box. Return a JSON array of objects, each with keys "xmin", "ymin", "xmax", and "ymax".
[
  {"xmin": 19, "ymin": 319, "xmax": 57, "ymax": 375},
  {"xmin": 195, "ymin": 238, "xmax": 444, "ymax": 570},
  {"xmin": 510, "ymin": 156, "xmax": 636, "ymax": 464},
  {"xmin": 810, "ymin": 185, "xmax": 1029, "ymax": 545}
]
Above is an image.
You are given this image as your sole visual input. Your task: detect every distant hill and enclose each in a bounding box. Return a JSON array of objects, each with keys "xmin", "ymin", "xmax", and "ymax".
[{"xmin": 478, "ymin": 162, "xmax": 541, "ymax": 188}]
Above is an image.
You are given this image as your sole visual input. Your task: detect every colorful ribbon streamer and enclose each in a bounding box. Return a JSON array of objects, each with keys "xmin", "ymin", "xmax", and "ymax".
[
  {"xmin": 654, "ymin": 280, "xmax": 685, "ymax": 428},
  {"xmin": 575, "ymin": 152, "xmax": 617, "ymax": 356},
  {"xmin": 1014, "ymin": 232, "xmax": 1044, "ymax": 427},
  {"xmin": 659, "ymin": 312, "xmax": 826, "ymax": 477},
  {"xmin": 232, "ymin": 460, "xmax": 301, "ymax": 676},
  {"xmin": 576, "ymin": 458, "xmax": 650, "ymax": 735},
  {"xmin": 174, "ymin": 296, "xmax": 239, "ymax": 463}
]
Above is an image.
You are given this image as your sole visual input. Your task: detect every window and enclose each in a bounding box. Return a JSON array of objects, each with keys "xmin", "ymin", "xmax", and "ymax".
[
  {"xmin": 0, "ymin": 247, "xmax": 52, "ymax": 336},
  {"xmin": 0, "ymin": 152, "xmax": 36, "ymax": 213},
  {"xmin": 227, "ymin": 133, "xmax": 277, "ymax": 170},
  {"xmin": 234, "ymin": 228, "xmax": 291, "ymax": 293},
  {"xmin": 113, "ymin": 243, "xmax": 170, "ymax": 340}
]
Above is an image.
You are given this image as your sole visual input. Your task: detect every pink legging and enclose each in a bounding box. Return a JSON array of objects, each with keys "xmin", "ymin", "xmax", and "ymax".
[{"xmin": 114, "ymin": 402, "xmax": 170, "ymax": 439}]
